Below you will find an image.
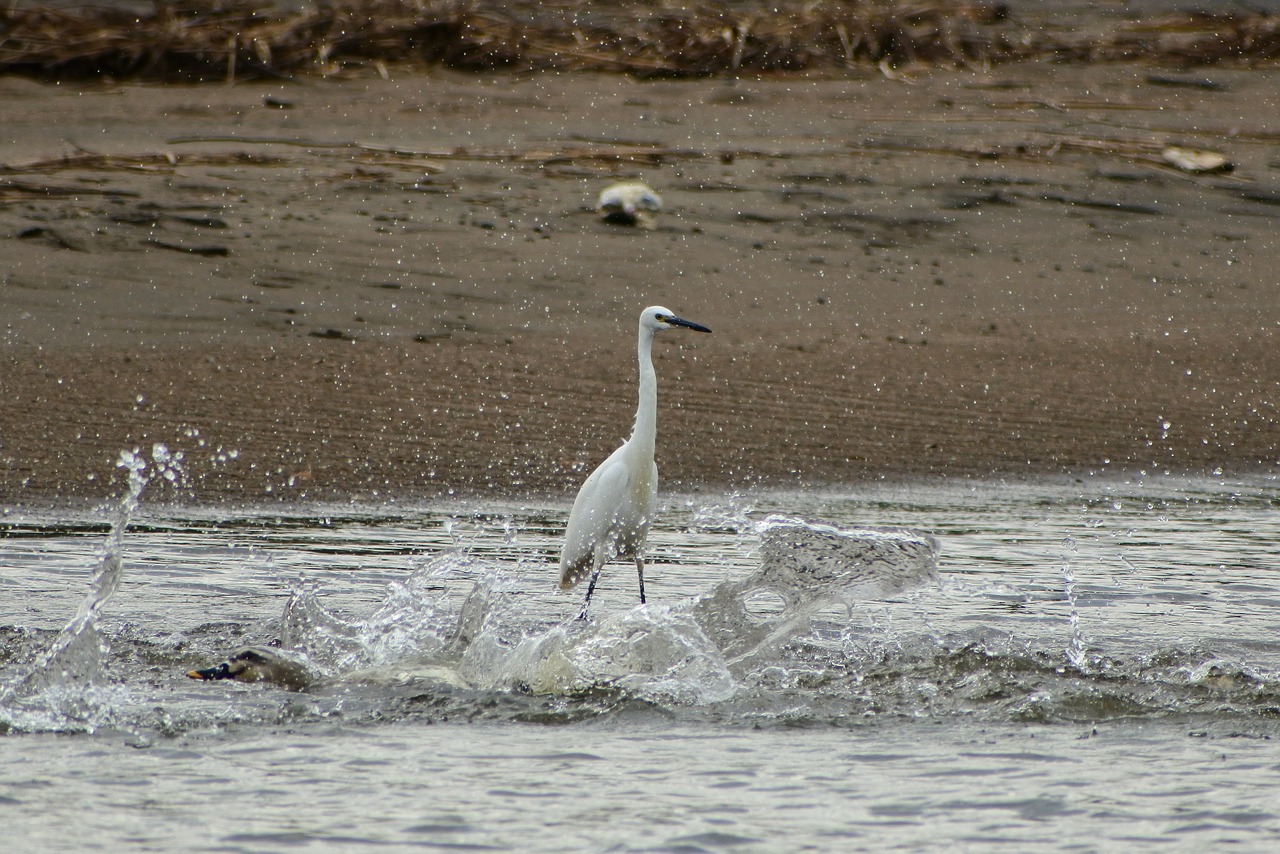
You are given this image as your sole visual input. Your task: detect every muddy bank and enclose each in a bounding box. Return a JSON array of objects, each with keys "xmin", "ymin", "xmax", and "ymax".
[{"xmin": 1, "ymin": 62, "xmax": 1278, "ymax": 504}]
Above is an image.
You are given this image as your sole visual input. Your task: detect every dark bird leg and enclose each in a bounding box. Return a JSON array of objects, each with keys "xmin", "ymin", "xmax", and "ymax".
[
  {"xmin": 636, "ymin": 557, "xmax": 647, "ymax": 605},
  {"xmin": 579, "ymin": 564, "xmax": 603, "ymax": 620}
]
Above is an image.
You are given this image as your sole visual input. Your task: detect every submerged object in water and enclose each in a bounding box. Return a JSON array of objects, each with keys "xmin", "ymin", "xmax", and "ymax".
[{"xmin": 187, "ymin": 646, "xmax": 315, "ymax": 692}]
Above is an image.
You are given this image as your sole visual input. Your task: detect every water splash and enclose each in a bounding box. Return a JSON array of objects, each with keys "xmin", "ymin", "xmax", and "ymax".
[
  {"xmin": 695, "ymin": 516, "xmax": 940, "ymax": 669},
  {"xmin": 0, "ymin": 445, "xmax": 183, "ymax": 733},
  {"xmin": 282, "ymin": 553, "xmax": 459, "ymax": 674},
  {"xmin": 278, "ymin": 540, "xmax": 528, "ymax": 693},
  {"xmin": 1060, "ymin": 536, "xmax": 1089, "ymax": 671},
  {"xmin": 259, "ymin": 514, "xmax": 941, "ymax": 707},
  {"xmin": 16, "ymin": 479, "xmax": 1280, "ymax": 732},
  {"xmin": 686, "ymin": 493, "xmax": 757, "ymax": 534}
]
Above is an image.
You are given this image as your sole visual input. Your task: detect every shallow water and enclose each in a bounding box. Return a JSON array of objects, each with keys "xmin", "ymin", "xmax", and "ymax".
[{"xmin": 3, "ymin": 469, "xmax": 1280, "ymax": 851}]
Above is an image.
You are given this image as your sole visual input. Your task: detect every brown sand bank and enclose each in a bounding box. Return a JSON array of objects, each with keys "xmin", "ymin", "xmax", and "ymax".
[{"xmin": 1, "ymin": 60, "xmax": 1278, "ymax": 505}]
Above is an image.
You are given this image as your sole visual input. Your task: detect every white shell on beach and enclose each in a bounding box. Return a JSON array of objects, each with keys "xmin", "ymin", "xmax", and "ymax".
[
  {"xmin": 597, "ymin": 180, "xmax": 662, "ymax": 228},
  {"xmin": 1161, "ymin": 145, "xmax": 1232, "ymax": 174}
]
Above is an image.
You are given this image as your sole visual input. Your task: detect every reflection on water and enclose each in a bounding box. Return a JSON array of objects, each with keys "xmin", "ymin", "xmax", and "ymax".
[{"xmin": 2, "ymin": 473, "xmax": 1279, "ymax": 849}]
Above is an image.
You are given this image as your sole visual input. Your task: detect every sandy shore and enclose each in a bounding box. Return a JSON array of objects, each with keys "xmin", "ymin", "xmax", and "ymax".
[{"xmin": 1, "ymin": 59, "xmax": 1278, "ymax": 505}]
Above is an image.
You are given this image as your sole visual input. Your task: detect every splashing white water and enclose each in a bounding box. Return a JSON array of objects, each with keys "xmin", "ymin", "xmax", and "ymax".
[
  {"xmin": 0, "ymin": 445, "xmax": 183, "ymax": 733},
  {"xmin": 1061, "ymin": 536, "xmax": 1089, "ymax": 671},
  {"xmin": 268, "ymin": 514, "xmax": 941, "ymax": 704}
]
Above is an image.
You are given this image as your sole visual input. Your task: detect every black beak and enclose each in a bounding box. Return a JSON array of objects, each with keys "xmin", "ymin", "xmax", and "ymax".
[
  {"xmin": 187, "ymin": 662, "xmax": 233, "ymax": 681},
  {"xmin": 667, "ymin": 315, "xmax": 712, "ymax": 334}
]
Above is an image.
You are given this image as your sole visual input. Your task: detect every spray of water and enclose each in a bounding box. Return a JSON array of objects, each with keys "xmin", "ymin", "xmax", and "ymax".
[
  {"xmin": 0, "ymin": 445, "xmax": 183, "ymax": 732},
  {"xmin": 1061, "ymin": 536, "xmax": 1089, "ymax": 671},
  {"xmin": 269, "ymin": 513, "xmax": 941, "ymax": 706}
]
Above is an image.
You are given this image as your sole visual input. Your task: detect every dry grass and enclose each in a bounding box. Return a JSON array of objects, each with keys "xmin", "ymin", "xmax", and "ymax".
[{"xmin": 0, "ymin": 1, "xmax": 1276, "ymax": 82}]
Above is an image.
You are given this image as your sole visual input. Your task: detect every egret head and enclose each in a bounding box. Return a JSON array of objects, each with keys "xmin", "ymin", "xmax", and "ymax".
[{"xmin": 642, "ymin": 306, "xmax": 712, "ymax": 334}]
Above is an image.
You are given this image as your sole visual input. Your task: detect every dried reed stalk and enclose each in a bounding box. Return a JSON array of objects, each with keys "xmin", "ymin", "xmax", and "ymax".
[{"xmin": 0, "ymin": 1, "xmax": 1275, "ymax": 82}]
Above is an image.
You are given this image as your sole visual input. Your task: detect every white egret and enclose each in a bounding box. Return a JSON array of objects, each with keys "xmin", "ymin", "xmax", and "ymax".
[
  {"xmin": 597, "ymin": 181, "xmax": 662, "ymax": 229},
  {"xmin": 559, "ymin": 306, "xmax": 711, "ymax": 616}
]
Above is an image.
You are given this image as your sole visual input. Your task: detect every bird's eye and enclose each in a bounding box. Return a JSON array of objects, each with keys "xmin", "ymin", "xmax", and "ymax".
[{"xmin": 655, "ymin": 314, "xmax": 668, "ymax": 322}]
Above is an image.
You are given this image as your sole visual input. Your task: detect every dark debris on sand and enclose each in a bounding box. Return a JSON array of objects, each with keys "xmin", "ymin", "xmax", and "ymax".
[{"xmin": 0, "ymin": 1, "xmax": 1277, "ymax": 82}]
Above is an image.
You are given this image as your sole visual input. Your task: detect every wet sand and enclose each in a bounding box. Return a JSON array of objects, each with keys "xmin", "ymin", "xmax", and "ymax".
[{"xmin": 1, "ymin": 61, "xmax": 1278, "ymax": 505}]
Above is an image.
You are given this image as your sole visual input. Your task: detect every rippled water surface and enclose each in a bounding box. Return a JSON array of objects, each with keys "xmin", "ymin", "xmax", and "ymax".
[{"xmin": 3, "ymin": 469, "xmax": 1280, "ymax": 851}]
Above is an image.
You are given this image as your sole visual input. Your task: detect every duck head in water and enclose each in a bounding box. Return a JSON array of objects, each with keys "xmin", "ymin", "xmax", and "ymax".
[{"xmin": 187, "ymin": 646, "xmax": 314, "ymax": 692}]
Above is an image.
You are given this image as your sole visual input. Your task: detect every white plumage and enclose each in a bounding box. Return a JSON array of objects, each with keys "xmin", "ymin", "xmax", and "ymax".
[{"xmin": 559, "ymin": 306, "xmax": 711, "ymax": 616}]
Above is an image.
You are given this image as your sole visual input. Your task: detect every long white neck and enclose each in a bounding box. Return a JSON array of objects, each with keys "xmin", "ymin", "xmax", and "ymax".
[{"xmin": 630, "ymin": 323, "xmax": 658, "ymax": 457}]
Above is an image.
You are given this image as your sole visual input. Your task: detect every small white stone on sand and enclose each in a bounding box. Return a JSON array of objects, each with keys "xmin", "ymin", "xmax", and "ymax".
[
  {"xmin": 598, "ymin": 181, "xmax": 662, "ymax": 229},
  {"xmin": 1161, "ymin": 145, "xmax": 1232, "ymax": 174}
]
